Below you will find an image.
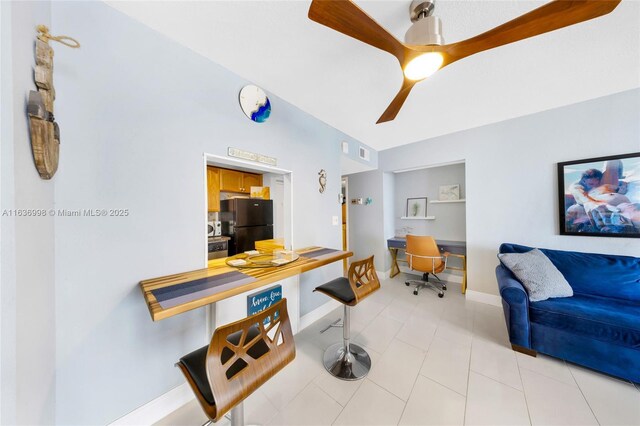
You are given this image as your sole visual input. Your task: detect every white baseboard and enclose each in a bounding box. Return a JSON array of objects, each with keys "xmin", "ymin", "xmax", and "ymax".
[
  {"xmin": 109, "ymin": 383, "xmax": 194, "ymax": 426},
  {"xmin": 466, "ymin": 289, "xmax": 502, "ymax": 307},
  {"xmin": 298, "ymin": 299, "xmax": 341, "ymax": 331}
]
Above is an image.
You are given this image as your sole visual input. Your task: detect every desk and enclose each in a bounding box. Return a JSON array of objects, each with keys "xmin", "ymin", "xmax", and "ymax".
[
  {"xmin": 387, "ymin": 237, "xmax": 467, "ymax": 294},
  {"xmin": 140, "ymin": 247, "xmax": 352, "ymax": 321}
]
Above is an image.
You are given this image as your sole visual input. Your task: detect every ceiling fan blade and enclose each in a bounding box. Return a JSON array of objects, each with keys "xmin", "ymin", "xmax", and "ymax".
[
  {"xmin": 443, "ymin": 0, "xmax": 621, "ymax": 65},
  {"xmin": 377, "ymin": 79, "xmax": 417, "ymax": 124},
  {"xmin": 308, "ymin": 0, "xmax": 409, "ymax": 63}
]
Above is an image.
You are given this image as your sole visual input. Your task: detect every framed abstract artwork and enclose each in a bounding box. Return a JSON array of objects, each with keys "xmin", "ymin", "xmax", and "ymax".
[
  {"xmin": 439, "ymin": 184, "xmax": 460, "ymax": 201},
  {"xmin": 558, "ymin": 152, "xmax": 640, "ymax": 237}
]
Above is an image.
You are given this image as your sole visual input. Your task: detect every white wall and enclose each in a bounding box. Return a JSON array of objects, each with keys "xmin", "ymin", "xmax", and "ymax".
[
  {"xmin": 47, "ymin": 2, "xmax": 356, "ymax": 424},
  {"xmin": 380, "ymin": 88, "xmax": 640, "ymax": 297},
  {"xmin": 1, "ymin": 2, "xmax": 56, "ymax": 424},
  {"xmin": 394, "ymin": 163, "xmax": 466, "ymax": 241}
]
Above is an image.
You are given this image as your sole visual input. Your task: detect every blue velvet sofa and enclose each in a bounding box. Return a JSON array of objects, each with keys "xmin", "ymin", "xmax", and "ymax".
[{"xmin": 496, "ymin": 243, "xmax": 640, "ymax": 383}]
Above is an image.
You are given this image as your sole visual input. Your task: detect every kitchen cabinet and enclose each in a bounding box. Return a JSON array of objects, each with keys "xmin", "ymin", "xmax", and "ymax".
[
  {"xmin": 242, "ymin": 173, "xmax": 262, "ymax": 191},
  {"xmin": 207, "ymin": 167, "xmax": 220, "ymax": 212},
  {"xmin": 219, "ymin": 168, "xmax": 262, "ymax": 193}
]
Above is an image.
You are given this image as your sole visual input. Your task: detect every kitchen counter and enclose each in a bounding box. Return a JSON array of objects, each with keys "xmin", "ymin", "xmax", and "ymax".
[
  {"xmin": 140, "ymin": 247, "xmax": 352, "ymax": 321},
  {"xmin": 208, "ymin": 236, "xmax": 230, "ymax": 242}
]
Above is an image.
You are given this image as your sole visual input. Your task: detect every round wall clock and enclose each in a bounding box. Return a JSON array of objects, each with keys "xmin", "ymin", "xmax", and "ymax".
[{"xmin": 239, "ymin": 85, "xmax": 271, "ymax": 123}]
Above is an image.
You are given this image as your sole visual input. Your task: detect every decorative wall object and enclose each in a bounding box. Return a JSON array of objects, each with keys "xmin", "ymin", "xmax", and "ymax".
[
  {"xmin": 558, "ymin": 152, "xmax": 640, "ymax": 237},
  {"xmin": 27, "ymin": 25, "xmax": 80, "ymax": 179},
  {"xmin": 239, "ymin": 85, "xmax": 271, "ymax": 123},
  {"xmin": 318, "ymin": 169, "xmax": 327, "ymax": 193},
  {"xmin": 406, "ymin": 197, "xmax": 427, "ymax": 218},
  {"xmin": 439, "ymin": 184, "xmax": 460, "ymax": 201},
  {"xmin": 228, "ymin": 147, "xmax": 277, "ymax": 166}
]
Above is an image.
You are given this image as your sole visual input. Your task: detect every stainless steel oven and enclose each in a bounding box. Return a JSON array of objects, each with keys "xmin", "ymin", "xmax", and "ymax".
[{"xmin": 208, "ymin": 238, "xmax": 228, "ymax": 260}]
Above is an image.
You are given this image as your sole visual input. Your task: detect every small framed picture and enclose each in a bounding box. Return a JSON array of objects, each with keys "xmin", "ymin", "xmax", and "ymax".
[
  {"xmin": 406, "ymin": 197, "xmax": 427, "ymax": 218},
  {"xmin": 439, "ymin": 184, "xmax": 460, "ymax": 201},
  {"xmin": 558, "ymin": 152, "xmax": 640, "ymax": 237}
]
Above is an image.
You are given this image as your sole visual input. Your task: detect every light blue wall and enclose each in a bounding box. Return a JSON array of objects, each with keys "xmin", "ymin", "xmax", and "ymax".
[
  {"xmin": 51, "ymin": 2, "xmax": 356, "ymax": 423},
  {"xmin": 378, "ymin": 88, "xmax": 640, "ymax": 296},
  {"xmin": 1, "ymin": 2, "xmax": 55, "ymax": 424},
  {"xmin": 347, "ymin": 170, "xmax": 388, "ymax": 271}
]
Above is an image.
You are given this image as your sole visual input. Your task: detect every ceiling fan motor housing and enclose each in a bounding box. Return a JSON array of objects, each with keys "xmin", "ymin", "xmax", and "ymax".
[{"xmin": 406, "ymin": 0, "xmax": 444, "ymax": 45}]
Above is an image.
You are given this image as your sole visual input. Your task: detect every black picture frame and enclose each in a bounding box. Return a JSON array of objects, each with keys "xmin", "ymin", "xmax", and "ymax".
[
  {"xmin": 406, "ymin": 197, "xmax": 427, "ymax": 218},
  {"xmin": 558, "ymin": 152, "xmax": 640, "ymax": 237}
]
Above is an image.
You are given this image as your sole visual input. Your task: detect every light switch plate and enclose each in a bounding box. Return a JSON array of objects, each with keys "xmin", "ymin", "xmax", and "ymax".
[{"xmin": 332, "ymin": 216, "xmax": 339, "ymax": 225}]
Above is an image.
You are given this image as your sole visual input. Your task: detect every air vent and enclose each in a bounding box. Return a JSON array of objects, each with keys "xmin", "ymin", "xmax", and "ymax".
[
  {"xmin": 341, "ymin": 141, "xmax": 349, "ymax": 154},
  {"xmin": 359, "ymin": 146, "xmax": 370, "ymax": 161}
]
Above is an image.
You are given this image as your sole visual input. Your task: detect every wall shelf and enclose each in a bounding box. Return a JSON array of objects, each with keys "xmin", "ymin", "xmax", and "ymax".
[
  {"xmin": 400, "ymin": 216, "xmax": 436, "ymax": 220},
  {"xmin": 430, "ymin": 199, "xmax": 466, "ymax": 204}
]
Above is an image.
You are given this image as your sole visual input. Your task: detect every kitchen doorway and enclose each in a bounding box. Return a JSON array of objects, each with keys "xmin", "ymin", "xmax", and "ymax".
[
  {"xmin": 341, "ymin": 176, "xmax": 348, "ymax": 275},
  {"xmin": 203, "ymin": 153, "xmax": 293, "ymax": 265},
  {"xmin": 202, "ymin": 153, "xmax": 294, "ymax": 335}
]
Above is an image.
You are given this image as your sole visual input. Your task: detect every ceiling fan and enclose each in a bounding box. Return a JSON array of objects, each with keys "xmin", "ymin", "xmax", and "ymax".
[{"xmin": 308, "ymin": 0, "xmax": 621, "ymax": 124}]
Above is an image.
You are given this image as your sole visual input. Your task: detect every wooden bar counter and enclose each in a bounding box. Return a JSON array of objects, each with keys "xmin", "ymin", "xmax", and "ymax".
[{"xmin": 140, "ymin": 247, "xmax": 352, "ymax": 321}]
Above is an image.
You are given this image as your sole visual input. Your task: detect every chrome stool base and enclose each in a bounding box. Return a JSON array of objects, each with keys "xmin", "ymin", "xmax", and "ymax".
[{"xmin": 322, "ymin": 342, "xmax": 371, "ymax": 381}]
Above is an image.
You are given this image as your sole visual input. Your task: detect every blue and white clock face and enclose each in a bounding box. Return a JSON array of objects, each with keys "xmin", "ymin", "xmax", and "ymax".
[{"xmin": 239, "ymin": 85, "xmax": 271, "ymax": 123}]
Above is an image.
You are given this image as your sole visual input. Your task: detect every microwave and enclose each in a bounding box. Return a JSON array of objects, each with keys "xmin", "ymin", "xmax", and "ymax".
[{"xmin": 208, "ymin": 220, "xmax": 222, "ymax": 237}]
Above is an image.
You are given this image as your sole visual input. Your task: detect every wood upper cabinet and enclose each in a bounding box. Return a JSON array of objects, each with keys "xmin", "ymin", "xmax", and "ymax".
[
  {"xmin": 207, "ymin": 167, "xmax": 220, "ymax": 212},
  {"xmin": 219, "ymin": 168, "xmax": 262, "ymax": 193},
  {"xmin": 242, "ymin": 173, "xmax": 262, "ymax": 191}
]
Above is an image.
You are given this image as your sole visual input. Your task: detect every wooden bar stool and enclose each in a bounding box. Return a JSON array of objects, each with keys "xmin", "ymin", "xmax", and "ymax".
[
  {"xmin": 313, "ymin": 256, "xmax": 380, "ymax": 380},
  {"xmin": 176, "ymin": 299, "xmax": 295, "ymax": 426}
]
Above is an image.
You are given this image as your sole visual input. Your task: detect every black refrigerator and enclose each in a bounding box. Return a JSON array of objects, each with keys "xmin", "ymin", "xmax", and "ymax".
[{"xmin": 220, "ymin": 199, "xmax": 273, "ymax": 256}]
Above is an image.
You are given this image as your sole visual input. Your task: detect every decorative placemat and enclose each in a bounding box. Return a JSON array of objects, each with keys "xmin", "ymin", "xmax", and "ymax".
[
  {"xmin": 226, "ymin": 252, "xmax": 300, "ymax": 268},
  {"xmin": 303, "ymin": 248, "xmax": 340, "ymax": 259},
  {"xmin": 151, "ymin": 270, "xmax": 256, "ymax": 309}
]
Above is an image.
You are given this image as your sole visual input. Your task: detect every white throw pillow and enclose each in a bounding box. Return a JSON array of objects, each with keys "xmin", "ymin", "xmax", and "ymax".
[{"xmin": 498, "ymin": 249, "xmax": 573, "ymax": 302}]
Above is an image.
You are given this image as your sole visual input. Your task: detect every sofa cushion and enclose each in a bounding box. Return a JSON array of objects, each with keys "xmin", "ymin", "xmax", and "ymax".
[
  {"xmin": 500, "ymin": 243, "xmax": 640, "ymax": 303},
  {"xmin": 530, "ymin": 294, "xmax": 640, "ymax": 349},
  {"xmin": 498, "ymin": 249, "xmax": 573, "ymax": 302}
]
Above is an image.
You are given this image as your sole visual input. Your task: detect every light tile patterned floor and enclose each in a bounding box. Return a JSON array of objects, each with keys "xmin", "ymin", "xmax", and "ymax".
[{"xmin": 156, "ymin": 275, "xmax": 640, "ymax": 426}]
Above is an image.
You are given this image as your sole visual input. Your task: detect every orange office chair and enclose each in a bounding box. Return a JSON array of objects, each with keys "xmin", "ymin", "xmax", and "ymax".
[{"xmin": 405, "ymin": 235, "xmax": 449, "ymax": 298}]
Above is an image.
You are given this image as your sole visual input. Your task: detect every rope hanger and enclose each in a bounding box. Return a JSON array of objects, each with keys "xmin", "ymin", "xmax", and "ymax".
[{"xmin": 36, "ymin": 25, "xmax": 80, "ymax": 48}]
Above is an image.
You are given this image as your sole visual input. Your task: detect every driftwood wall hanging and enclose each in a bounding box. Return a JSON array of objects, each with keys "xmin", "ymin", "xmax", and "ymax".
[{"xmin": 27, "ymin": 25, "xmax": 79, "ymax": 179}]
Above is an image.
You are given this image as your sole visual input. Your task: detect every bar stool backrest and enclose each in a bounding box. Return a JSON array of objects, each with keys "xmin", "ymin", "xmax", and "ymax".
[
  {"xmin": 348, "ymin": 256, "xmax": 380, "ymax": 304},
  {"xmin": 206, "ymin": 298, "xmax": 295, "ymax": 421}
]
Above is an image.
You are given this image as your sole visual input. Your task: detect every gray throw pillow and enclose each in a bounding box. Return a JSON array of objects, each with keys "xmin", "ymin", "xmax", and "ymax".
[{"xmin": 498, "ymin": 249, "xmax": 573, "ymax": 302}]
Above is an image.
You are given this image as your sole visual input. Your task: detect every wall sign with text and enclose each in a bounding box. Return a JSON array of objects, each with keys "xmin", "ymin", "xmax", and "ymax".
[{"xmin": 247, "ymin": 285, "xmax": 282, "ymax": 323}]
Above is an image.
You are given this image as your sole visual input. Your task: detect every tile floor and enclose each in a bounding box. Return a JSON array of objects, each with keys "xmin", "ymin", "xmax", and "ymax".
[{"xmin": 156, "ymin": 275, "xmax": 640, "ymax": 426}]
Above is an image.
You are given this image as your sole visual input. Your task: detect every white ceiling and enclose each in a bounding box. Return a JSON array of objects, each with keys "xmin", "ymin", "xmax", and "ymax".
[{"xmin": 106, "ymin": 0, "xmax": 640, "ymax": 151}]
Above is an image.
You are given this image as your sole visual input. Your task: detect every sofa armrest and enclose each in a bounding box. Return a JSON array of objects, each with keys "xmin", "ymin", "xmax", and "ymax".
[{"xmin": 496, "ymin": 265, "xmax": 531, "ymax": 349}]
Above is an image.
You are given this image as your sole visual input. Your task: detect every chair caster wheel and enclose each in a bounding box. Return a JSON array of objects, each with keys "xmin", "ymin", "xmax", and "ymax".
[
  {"xmin": 442, "ymin": 285, "xmax": 447, "ymax": 291},
  {"xmin": 405, "ymin": 282, "xmax": 410, "ymax": 286},
  {"xmin": 413, "ymin": 290, "xmax": 418, "ymax": 295},
  {"xmin": 438, "ymin": 292, "xmax": 444, "ymax": 298}
]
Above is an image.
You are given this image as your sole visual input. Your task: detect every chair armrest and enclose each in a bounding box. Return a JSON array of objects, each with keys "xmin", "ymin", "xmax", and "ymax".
[{"xmin": 495, "ymin": 265, "xmax": 531, "ymax": 349}]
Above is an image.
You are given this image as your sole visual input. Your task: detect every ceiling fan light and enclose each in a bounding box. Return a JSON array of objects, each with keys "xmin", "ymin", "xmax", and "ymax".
[{"xmin": 403, "ymin": 52, "xmax": 443, "ymax": 81}]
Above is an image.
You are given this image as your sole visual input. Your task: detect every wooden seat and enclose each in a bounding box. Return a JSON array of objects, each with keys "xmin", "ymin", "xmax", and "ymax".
[
  {"xmin": 314, "ymin": 256, "xmax": 380, "ymax": 380},
  {"xmin": 176, "ymin": 299, "xmax": 295, "ymax": 425}
]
